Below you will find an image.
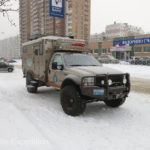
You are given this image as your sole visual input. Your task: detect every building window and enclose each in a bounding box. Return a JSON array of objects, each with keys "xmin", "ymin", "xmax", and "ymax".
[
  {"xmin": 144, "ymin": 46, "xmax": 150, "ymax": 52},
  {"xmin": 94, "ymin": 49, "xmax": 98, "ymax": 53},
  {"xmin": 89, "ymin": 50, "xmax": 93, "ymax": 53},
  {"xmin": 108, "ymin": 48, "xmax": 110, "ymax": 53},
  {"xmin": 23, "ymin": 47, "xmax": 27, "ymax": 53},
  {"xmin": 102, "ymin": 49, "xmax": 107, "ymax": 53},
  {"xmin": 39, "ymin": 43, "xmax": 43, "ymax": 55},
  {"xmin": 134, "ymin": 47, "xmax": 142, "ymax": 52}
]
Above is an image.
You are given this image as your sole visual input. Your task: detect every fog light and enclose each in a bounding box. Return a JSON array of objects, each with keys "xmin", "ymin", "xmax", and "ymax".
[{"xmin": 123, "ymin": 76, "xmax": 127, "ymax": 84}]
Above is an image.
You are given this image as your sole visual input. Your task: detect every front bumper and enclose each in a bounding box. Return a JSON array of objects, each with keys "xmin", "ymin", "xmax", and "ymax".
[
  {"xmin": 81, "ymin": 74, "xmax": 130, "ymax": 101},
  {"xmin": 81, "ymin": 86, "xmax": 129, "ymax": 101}
]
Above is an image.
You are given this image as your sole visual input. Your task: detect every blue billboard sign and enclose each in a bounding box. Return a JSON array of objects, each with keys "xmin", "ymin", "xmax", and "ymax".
[
  {"xmin": 49, "ymin": 0, "xmax": 64, "ymax": 18},
  {"xmin": 113, "ymin": 37, "xmax": 150, "ymax": 46}
]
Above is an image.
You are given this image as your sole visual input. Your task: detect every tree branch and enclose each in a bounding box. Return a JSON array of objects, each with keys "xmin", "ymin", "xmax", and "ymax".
[{"xmin": 0, "ymin": 0, "xmax": 18, "ymax": 26}]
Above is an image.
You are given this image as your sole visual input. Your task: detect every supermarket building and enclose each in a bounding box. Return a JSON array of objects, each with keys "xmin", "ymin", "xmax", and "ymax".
[{"xmin": 89, "ymin": 34, "xmax": 150, "ymax": 60}]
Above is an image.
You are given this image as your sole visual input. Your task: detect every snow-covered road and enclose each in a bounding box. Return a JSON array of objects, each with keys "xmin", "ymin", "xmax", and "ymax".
[{"xmin": 0, "ymin": 66, "xmax": 150, "ymax": 150}]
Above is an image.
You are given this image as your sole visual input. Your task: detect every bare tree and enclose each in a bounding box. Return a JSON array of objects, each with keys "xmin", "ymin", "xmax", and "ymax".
[{"xmin": 0, "ymin": 0, "xmax": 18, "ymax": 25}]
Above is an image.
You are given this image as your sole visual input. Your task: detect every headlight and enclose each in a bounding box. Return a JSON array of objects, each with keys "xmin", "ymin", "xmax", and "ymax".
[
  {"xmin": 108, "ymin": 79, "xmax": 112, "ymax": 85},
  {"xmin": 101, "ymin": 80, "xmax": 105, "ymax": 85},
  {"xmin": 82, "ymin": 77, "xmax": 95, "ymax": 86}
]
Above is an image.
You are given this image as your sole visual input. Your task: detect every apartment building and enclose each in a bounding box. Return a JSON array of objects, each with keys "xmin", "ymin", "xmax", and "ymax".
[
  {"xmin": 19, "ymin": 0, "xmax": 91, "ymax": 44},
  {"xmin": 105, "ymin": 22, "xmax": 144, "ymax": 39}
]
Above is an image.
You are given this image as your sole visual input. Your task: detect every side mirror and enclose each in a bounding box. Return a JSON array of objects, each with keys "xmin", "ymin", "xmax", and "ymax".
[
  {"xmin": 59, "ymin": 65, "xmax": 64, "ymax": 70},
  {"xmin": 52, "ymin": 62, "xmax": 58, "ymax": 70}
]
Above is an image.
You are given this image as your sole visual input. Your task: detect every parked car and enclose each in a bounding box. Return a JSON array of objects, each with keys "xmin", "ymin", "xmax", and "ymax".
[
  {"xmin": 7, "ymin": 59, "xmax": 17, "ymax": 63},
  {"xmin": 130, "ymin": 57, "xmax": 150, "ymax": 65},
  {"xmin": 140, "ymin": 57, "xmax": 150, "ymax": 65},
  {"xmin": 98, "ymin": 55, "xmax": 119, "ymax": 64},
  {"xmin": 0, "ymin": 62, "xmax": 14, "ymax": 72}
]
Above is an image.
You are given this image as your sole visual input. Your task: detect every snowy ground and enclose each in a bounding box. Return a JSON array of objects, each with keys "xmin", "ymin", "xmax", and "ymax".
[{"xmin": 0, "ymin": 62, "xmax": 150, "ymax": 150}]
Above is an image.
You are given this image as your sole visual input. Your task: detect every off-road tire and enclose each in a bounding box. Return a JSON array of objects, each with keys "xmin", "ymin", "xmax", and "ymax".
[
  {"xmin": 104, "ymin": 98, "xmax": 126, "ymax": 107},
  {"xmin": 147, "ymin": 62, "xmax": 150, "ymax": 66},
  {"xmin": 8, "ymin": 68, "xmax": 13, "ymax": 72},
  {"xmin": 26, "ymin": 73, "xmax": 37, "ymax": 93},
  {"xmin": 61, "ymin": 86, "xmax": 86, "ymax": 116},
  {"xmin": 143, "ymin": 61, "xmax": 146, "ymax": 65}
]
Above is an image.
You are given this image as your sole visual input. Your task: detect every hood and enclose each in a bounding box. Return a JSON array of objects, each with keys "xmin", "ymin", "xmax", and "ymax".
[{"xmin": 66, "ymin": 66, "xmax": 122, "ymax": 78}]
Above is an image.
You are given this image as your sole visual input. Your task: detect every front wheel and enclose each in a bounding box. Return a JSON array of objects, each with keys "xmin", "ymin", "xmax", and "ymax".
[
  {"xmin": 104, "ymin": 98, "xmax": 126, "ymax": 107},
  {"xmin": 61, "ymin": 86, "xmax": 86, "ymax": 116}
]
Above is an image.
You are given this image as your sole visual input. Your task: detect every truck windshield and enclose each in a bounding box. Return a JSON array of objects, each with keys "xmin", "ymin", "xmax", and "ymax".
[{"xmin": 64, "ymin": 53, "xmax": 101, "ymax": 67}]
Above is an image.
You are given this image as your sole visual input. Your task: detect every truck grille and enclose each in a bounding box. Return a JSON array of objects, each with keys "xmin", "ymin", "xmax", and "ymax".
[
  {"xmin": 108, "ymin": 75, "xmax": 124, "ymax": 87},
  {"xmin": 96, "ymin": 74, "xmax": 125, "ymax": 87}
]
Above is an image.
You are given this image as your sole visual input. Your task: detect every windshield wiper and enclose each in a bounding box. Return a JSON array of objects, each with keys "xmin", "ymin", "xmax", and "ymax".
[
  {"xmin": 87, "ymin": 65, "xmax": 97, "ymax": 66},
  {"xmin": 70, "ymin": 65, "xmax": 83, "ymax": 66},
  {"xmin": 70, "ymin": 64, "xmax": 98, "ymax": 67}
]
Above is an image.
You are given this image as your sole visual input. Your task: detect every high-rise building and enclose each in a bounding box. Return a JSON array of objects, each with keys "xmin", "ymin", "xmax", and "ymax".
[
  {"xmin": 19, "ymin": 0, "xmax": 91, "ymax": 44},
  {"xmin": 30, "ymin": 0, "xmax": 65, "ymax": 39},
  {"xmin": 19, "ymin": 0, "xmax": 31, "ymax": 44},
  {"xmin": 66, "ymin": 0, "xmax": 90, "ymax": 40}
]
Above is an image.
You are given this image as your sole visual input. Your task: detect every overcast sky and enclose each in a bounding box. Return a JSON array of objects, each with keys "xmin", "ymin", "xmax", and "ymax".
[{"xmin": 0, "ymin": 0, "xmax": 150, "ymax": 40}]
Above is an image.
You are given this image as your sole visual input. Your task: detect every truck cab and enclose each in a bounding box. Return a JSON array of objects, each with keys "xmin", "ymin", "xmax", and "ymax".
[{"xmin": 22, "ymin": 36, "xmax": 130, "ymax": 116}]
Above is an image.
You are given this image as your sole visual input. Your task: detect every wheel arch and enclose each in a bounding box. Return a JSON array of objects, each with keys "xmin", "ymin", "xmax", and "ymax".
[
  {"xmin": 26, "ymin": 70, "xmax": 34, "ymax": 77},
  {"xmin": 61, "ymin": 75, "xmax": 81, "ymax": 92}
]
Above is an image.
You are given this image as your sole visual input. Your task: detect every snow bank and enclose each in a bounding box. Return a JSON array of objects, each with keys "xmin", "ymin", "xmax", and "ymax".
[{"xmin": 103, "ymin": 64, "xmax": 150, "ymax": 80}]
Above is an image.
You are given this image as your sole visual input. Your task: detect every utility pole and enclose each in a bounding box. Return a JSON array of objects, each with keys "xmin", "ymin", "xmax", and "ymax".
[{"xmin": 65, "ymin": 0, "xmax": 68, "ymax": 37}]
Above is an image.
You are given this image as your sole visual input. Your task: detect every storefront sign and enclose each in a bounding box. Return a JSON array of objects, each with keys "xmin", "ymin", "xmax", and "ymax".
[
  {"xmin": 111, "ymin": 46, "xmax": 127, "ymax": 52},
  {"xmin": 49, "ymin": 0, "xmax": 64, "ymax": 18},
  {"xmin": 113, "ymin": 37, "xmax": 150, "ymax": 46}
]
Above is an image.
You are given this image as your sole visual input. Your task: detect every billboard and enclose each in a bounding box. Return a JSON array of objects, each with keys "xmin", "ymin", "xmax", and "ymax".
[
  {"xmin": 49, "ymin": 0, "xmax": 64, "ymax": 18},
  {"xmin": 113, "ymin": 37, "xmax": 150, "ymax": 46}
]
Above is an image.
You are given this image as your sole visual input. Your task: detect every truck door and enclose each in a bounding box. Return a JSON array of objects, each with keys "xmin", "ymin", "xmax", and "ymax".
[
  {"xmin": 33, "ymin": 45, "xmax": 40, "ymax": 78},
  {"xmin": 48, "ymin": 54, "xmax": 65, "ymax": 88},
  {"xmin": 38, "ymin": 43, "xmax": 45, "ymax": 81}
]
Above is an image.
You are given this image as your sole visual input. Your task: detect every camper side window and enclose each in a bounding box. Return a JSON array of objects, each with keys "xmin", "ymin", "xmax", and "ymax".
[
  {"xmin": 39, "ymin": 44, "xmax": 43, "ymax": 55},
  {"xmin": 34, "ymin": 46, "xmax": 39, "ymax": 55}
]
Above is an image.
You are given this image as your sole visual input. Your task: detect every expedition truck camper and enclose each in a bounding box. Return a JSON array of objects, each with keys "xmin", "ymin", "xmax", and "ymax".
[{"xmin": 22, "ymin": 36, "xmax": 130, "ymax": 116}]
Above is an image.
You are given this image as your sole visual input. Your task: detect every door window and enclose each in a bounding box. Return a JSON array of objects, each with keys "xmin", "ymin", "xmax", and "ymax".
[{"xmin": 52, "ymin": 54, "xmax": 63, "ymax": 66}]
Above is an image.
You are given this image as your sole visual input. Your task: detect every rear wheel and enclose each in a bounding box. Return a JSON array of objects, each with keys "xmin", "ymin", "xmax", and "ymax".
[
  {"xmin": 61, "ymin": 86, "xmax": 86, "ymax": 116},
  {"xmin": 26, "ymin": 73, "xmax": 37, "ymax": 93},
  {"xmin": 104, "ymin": 98, "xmax": 126, "ymax": 107}
]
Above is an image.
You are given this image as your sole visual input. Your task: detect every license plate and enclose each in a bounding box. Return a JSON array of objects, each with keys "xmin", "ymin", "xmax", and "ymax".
[{"xmin": 93, "ymin": 89, "xmax": 104, "ymax": 95}]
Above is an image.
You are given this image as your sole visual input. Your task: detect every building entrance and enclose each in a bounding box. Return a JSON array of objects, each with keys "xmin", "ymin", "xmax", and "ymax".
[{"xmin": 112, "ymin": 51, "xmax": 130, "ymax": 61}]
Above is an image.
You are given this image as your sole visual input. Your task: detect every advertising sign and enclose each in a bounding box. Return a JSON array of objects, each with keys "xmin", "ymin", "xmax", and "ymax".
[
  {"xmin": 113, "ymin": 37, "xmax": 150, "ymax": 46},
  {"xmin": 49, "ymin": 0, "xmax": 64, "ymax": 18}
]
